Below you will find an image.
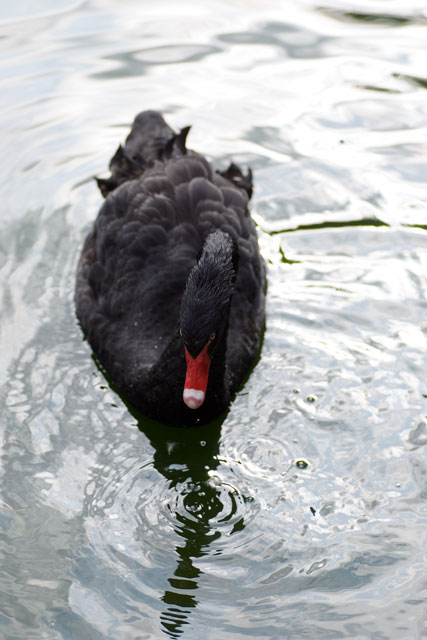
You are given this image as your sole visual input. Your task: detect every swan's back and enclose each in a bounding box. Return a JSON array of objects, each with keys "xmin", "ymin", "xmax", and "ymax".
[{"xmin": 76, "ymin": 111, "xmax": 265, "ymax": 424}]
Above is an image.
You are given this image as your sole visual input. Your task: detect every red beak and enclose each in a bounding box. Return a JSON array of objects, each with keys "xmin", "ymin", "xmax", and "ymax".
[{"xmin": 183, "ymin": 343, "xmax": 211, "ymax": 409}]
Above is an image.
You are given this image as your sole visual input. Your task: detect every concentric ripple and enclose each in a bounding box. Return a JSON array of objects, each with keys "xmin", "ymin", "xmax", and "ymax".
[{"xmin": 73, "ymin": 428, "xmax": 264, "ymax": 637}]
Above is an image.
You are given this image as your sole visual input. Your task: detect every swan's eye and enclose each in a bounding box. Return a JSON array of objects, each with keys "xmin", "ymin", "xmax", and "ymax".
[{"xmin": 209, "ymin": 332, "xmax": 216, "ymax": 342}]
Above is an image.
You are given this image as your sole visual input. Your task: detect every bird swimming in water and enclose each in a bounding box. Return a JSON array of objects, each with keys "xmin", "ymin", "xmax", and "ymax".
[{"xmin": 75, "ymin": 111, "xmax": 266, "ymax": 426}]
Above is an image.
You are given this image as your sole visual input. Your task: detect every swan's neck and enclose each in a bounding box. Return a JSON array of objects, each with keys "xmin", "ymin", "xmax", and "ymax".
[{"xmin": 180, "ymin": 231, "xmax": 238, "ymax": 355}]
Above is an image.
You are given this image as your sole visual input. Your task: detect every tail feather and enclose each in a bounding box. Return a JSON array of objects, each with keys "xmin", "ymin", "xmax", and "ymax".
[
  {"xmin": 162, "ymin": 125, "xmax": 191, "ymax": 160},
  {"xmin": 96, "ymin": 111, "xmax": 181, "ymax": 197},
  {"xmin": 123, "ymin": 111, "xmax": 174, "ymax": 166},
  {"xmin": 217, "ymin": 162, "xmax": 253, "ymax": 199}
]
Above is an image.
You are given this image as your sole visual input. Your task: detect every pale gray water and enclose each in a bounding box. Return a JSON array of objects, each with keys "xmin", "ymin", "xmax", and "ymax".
[{"xmin": 1, "ymin": 1, "xmax": 427, "ymax": 638}]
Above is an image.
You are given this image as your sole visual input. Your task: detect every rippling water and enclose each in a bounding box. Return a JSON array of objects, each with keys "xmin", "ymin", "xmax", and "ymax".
[{"xmin": 1, "ymin": 1, "xmax": 427, "ymax": 638}]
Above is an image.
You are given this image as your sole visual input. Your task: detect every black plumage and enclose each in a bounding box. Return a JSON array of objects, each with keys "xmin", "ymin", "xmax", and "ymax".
[{"xmin": 75, "ymin": 111, "xmax": 266, "ymax": 426}]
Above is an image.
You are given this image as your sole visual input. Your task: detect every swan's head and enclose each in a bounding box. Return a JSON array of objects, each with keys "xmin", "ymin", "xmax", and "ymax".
[{"xmin": 180, "ymin": 231, "xmax": 238, "ymax": 410}]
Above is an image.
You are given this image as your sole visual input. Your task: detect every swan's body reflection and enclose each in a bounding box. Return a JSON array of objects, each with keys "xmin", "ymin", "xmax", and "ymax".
[{"xmin": 137, "ymin": 414, "xmax": 233, "ymax": 638}]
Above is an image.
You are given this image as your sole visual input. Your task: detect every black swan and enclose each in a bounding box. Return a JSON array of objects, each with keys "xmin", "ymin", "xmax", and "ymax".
[{"xmin": 75, "ymin": 111, "xmax": 266, "ymax": 426}]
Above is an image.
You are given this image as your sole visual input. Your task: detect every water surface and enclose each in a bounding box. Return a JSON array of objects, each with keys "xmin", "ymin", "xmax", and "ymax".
[{"xmin": 1, "ymin": 1, "xmax": 427, "ymax": 638}]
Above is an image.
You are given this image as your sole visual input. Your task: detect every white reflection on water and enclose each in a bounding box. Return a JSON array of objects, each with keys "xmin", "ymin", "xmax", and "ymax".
[{"xmin": 0, "ymin": 0, "xmax": 427, "ymax": 638}]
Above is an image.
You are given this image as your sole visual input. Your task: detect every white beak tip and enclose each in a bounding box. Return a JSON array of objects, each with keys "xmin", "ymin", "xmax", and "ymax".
[{"xmin": 183, "ymin": 388, "xmax": 205, "ymax": 410}]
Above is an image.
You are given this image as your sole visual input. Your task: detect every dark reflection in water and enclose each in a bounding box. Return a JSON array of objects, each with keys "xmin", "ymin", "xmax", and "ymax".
[
  {"xmin": 317, "ymin": 6, "xmax": 427, "ymax": 27},
  {"xmin": 134, "ymin": 412, "xmax": 226, "ymax": 638},
  {"xmin": 268, "ymin": 216, "xmax": 389, "ymax": 235},
  {"xmin": 392, "ymin": 72, "xmax": 427, "ymax": 91}
]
